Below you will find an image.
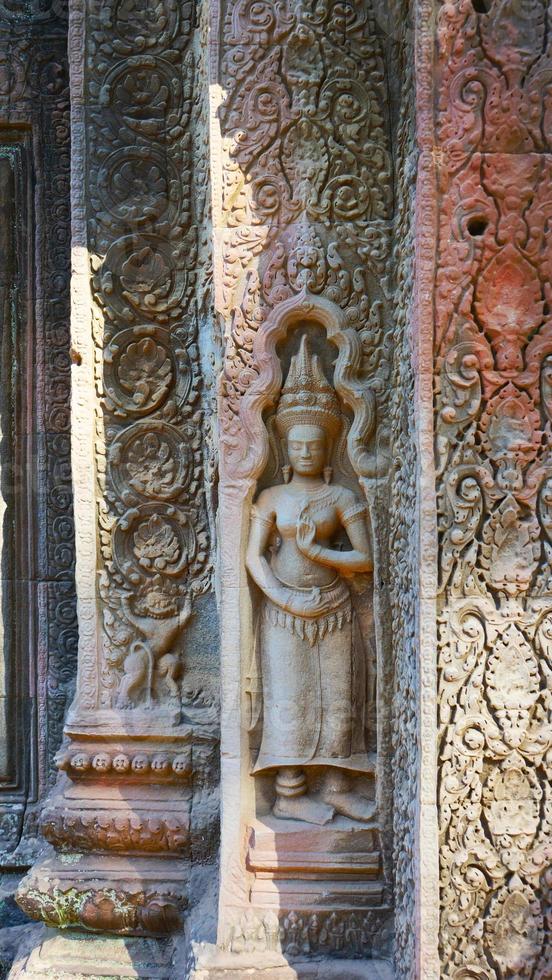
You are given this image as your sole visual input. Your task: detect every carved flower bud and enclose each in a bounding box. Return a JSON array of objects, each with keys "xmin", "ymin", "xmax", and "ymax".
[
  {"xmin": 81, "ymin": 896, "xmax": 132, "ymax": 933},
  {"xmin": 112, "ymin": 754, "xmax": 130, "ymax": 773},
  {"xmin": 70, "ymin": 753, "xmax": 90, "ymax": 772},
  {"xmin": 172, "ymin": 754, "xmax": 189, "ymax": 776},
  {"xmin": 131, "ymin": 754, "xmax": 149, "ymax": 773},
  {"xmin": 151, "ymin": 755, "xmax": 169, "ymax": 773},
  {"xmin": 92, "ymin": 752, "xmax": 111, "ymax": 772}
]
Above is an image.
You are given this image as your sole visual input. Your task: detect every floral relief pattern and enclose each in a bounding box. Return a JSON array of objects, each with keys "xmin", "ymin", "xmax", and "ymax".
[
  {"xmin": 217, "ymin": 0, "xmax": 398, "ymax": 961},
  {"xmin": 218, "ymin": 0, "xmax": 394, "ymax": 478},
  {"xmin": 435, "ymin": 1, "xmax": 552, "ymax": 976},
  {"xmin": 86, "ymin": 0, "xmax": 211, "ymax": 711}
]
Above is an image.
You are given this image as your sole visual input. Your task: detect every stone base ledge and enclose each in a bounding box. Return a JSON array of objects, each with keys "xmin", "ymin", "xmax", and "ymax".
[
  {"xmin": 16, "ymin": 853, "xmax": 188, "ymax": 937},
  {"xmin": 191, "ymin": 944, "xmax": 394, "ymax": 979},
  {"xmin": 8, "ymin": 928, "xmax": 175, "ymax": 979}
]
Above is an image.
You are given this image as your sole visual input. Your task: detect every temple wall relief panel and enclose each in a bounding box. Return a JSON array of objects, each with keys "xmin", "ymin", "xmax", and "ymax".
[
  {"xmin": 210, "ymin": 0, "xmax": 401, "ymax": 969},
  {"xmin": 15, "ymin": 0, "xmax": 219, "ymax": 939},
  {"xmin": 431, "ymin": 0, "xmax": 552, "ymax": 976},
  {"xmin": 0, "ymin": 0, "xmax": 76, "ymax": 871}
]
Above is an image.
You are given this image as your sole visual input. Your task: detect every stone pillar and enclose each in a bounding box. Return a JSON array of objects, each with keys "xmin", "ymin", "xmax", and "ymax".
[
  {"xmin": 428, "ymin": 1, "xmax": 552, "ymax": 977},
  {"xmin": 200, "ymin": 0, "xmax": 402, "ymax": 974},
  {"xmin": 15, "ymin": 0, "xmax": 218, "ymax": 950}
]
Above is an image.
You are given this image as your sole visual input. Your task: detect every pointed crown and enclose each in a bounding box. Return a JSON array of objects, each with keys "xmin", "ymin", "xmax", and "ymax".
[{"xmin": 276, "ymin": 335, "xmax": 341, "ymax": 439}]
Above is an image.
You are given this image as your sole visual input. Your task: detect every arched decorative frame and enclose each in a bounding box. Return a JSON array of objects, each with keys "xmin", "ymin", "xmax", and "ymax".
[{"xmin": 217, "ymin": 287, "xmax": 392, "ymax": 941}]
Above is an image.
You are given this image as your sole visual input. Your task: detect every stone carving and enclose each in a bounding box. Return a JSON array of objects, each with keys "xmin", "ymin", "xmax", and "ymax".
[
  {"xmin": 18, "ymin": 884, "xmax": 183, "ymax": 937},
  {"xmin": 433, "ymin": 0, "xmax": 552, "ymax": 975},
  {"xmin": 40, "ymin": 806, "xmax": 190, "ymax": 854},
  {"xmin": 79, "ymin": 0, "xmax": 213, "ymax": 716},
  {"xmin": 214, "ymin": 0, "xmax": 396, "ymax": 965},
  {"xmin": 224, "ymin": 906, "xmax": 390, "ymax": 959},
  {"xmin": 218, "ymin": 0, "xmax": 393, "ymax": 464},
  {"xmin": 246, "ymin": 337, "xmax": 375, "ymax": 824},
  {"xmin": 80, "ymin": 0, "xmax": 212, "ymax": 711},
  {"xmin": 0, "ymin": 0, "xmax": 76, "ymax": 864},
  {"xmin": 15, "ymin": 0, "xmax": 219, "ymax": 943},
  {"xmin": 388, "ymin": 15, "xmax": 422, "ymax": 976}
]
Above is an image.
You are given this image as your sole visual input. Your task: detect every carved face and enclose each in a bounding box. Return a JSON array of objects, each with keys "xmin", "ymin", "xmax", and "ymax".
[{"xmin": 286, "ymin": 424, "xmax": 326, "ymax": 476}]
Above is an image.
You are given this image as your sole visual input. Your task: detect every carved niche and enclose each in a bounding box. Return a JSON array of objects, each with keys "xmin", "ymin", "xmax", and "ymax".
[
  {"xmin": 434, "ymin": 1, "xmax": 552, "ymax": 976},
  {"xmin": 16, "ymin": 0, "xmax": 219, "ymax": 938},
  {"xmin": 245, "ymin": 333, "xmax": 377, "ymax": 827},
  {"xmin": 213, "ymin": 0, "xmax": 397, "ymax": 962}
]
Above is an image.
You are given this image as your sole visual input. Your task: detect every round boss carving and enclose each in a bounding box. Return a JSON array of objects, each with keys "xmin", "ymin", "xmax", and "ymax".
[
  {"xmin": 99, "ymin": 56, "xmax": 182, "ymax": 137},
  {"xmin": 108, "ymin": 0, "xmax": 180, "ymax": 49},
  {"xmin": 99, "ymin": 236, "xmax": 189, "ymax": 322},
  {"xmin": 104, "ymin": 326, "xmax": 194, "ymax": 419},
  {"xmin": 97, "ymin": 148, "xmax": 181, "ymax": 226},
  {"xmin": 109, "ymin": 420, "xmax": 193, "ymax": 502},
  {"xmin": 113, "ymin": 502, "xmax": 197, "ymax": 583}
]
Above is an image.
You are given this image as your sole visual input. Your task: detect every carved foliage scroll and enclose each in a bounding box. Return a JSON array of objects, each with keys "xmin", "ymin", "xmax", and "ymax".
[
  {"xmin": 218, "ymin": 0, "xmax": 394, "ymax": 480},
  {"xmin": 216, "ymin": 0, "xmax": 397, "ymax": 961},
  {"xmin": 435, "ymin": 2, "xmax": 552, "ymax": 976},
  {"xmin": 85, "ymin": 0, "xmax": 211, "ymax": 713}
]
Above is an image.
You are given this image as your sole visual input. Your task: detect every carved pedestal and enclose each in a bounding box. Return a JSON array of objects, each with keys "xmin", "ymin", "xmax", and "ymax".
[
  {"xmin": 17, "ymin": 724, "xmax": 193, "ymax": 935},
  {"xmin": 191, "ymin": 947, "xmax": 394, "ymax": 980}
]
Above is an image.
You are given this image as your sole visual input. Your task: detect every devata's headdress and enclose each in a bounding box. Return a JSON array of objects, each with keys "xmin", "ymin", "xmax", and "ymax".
[{"xmin": 276, "ymin": 335, "xmax": 341, "ymax": 439}]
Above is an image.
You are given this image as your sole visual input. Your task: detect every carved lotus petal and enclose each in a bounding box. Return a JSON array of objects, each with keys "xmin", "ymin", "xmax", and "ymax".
[
  {"xmin": 133, "ymin": 515, "xmax": 180, "ymax": 570},
  {"xmin": 141, "ymin": 899, "xmax": 181, "ymax": 935},
  {"xmin": 81, "ymin": 896, "xmax": 132, "ymax": 932},
  {"xmin": 121, "ymin": 247, "xmax": 170, "ymax": 293}
]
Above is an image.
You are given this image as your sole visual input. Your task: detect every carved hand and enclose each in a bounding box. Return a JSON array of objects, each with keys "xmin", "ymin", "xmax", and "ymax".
[
  {"xmin": 296, "ymin": 515, "xmax": 322, "ymax": 562},
  {"xmin": 297, "ymin": 512, "xmax": 373, "ymax": 575}
]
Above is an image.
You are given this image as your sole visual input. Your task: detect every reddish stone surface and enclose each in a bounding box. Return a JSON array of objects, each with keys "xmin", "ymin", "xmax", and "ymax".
[{"xmin": 434, "ymin": 1, "xmax": 552, "ymax": 976}]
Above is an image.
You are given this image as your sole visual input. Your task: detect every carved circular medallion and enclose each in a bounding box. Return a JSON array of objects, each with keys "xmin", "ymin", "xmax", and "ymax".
[
  {"xmin": 97, "ymin": 148, "xmax": 181, "ymax": 226},
  {"xmin": 113, "ymin": 502, "xmax": 196, "ymax": 583},
  {"xmin": 100, "ymin": 235, "xmax": 189, "ymax": 323},
  {"xmin": 109, "ymin": 421, "xmax": 193, "ymax": 502},
  {"xmin": 100, "ymin": 56, "xmax": 183, "ymax": 137},
  {"xmin": 104, "ymin": 326, "xmax": 192, "ymax": 417},
  {"xmin": 107, "ymin": 0, "xmax": 180, "ymax": 49}
]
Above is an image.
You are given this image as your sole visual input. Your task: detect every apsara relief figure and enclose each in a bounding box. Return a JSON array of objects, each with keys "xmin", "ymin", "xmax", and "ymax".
[{"xmin": 246, "ymin": 336, "xmax": 375, "ymax": 824}]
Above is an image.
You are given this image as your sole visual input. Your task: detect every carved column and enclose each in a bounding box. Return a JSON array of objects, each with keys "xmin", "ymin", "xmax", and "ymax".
[
  {"xmin": 15, "ymin": 0, "xmax": 217, "ymax": 943},
  {"xmin": 430, "ymin": 0, "xmax": 552, "ymax": 976},
  {"xmin": 202, "ymin": 0, "xmax": 401, "ymax": 973}
]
